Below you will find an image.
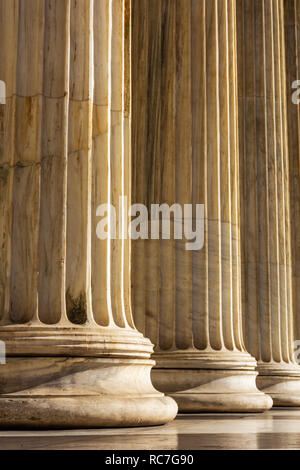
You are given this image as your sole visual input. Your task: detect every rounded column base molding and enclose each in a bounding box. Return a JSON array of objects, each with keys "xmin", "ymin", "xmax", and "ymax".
[
  {"xmin": 153, "ymin": 350, "xmax": 258, "ymax": 370},
  {"xmin": 0, "ymin": 395, "xmax": 177, "ymax": 429},
  {"xmin": 0, "ymin": 325, "xmax": 154, "ymax": 358},
  {"xmin": 257, "ymin": 363, "xmax": 300, "ymax": 407},
  {"xmin": 0, "ymin": 357, "xmax": 178, "ymax": 428},
  {"xmin": 152, "ymin": 367, "xmax": 273, "ymax": 412}
]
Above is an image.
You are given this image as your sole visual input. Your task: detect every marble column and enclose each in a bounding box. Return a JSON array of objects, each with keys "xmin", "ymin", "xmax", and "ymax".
[
  {"xmin": 237, "ymin": 0, "xmax": 300, "ymax": 405},
  {"xmin": 131, "ymin": 0, "xmax": 272, "ymax": 412},
  {"xmin": 0, "ymin": 0, "xmax": 177, "ymax": 428},
  {"xmin": 284, "ymin": 1, "xmax": 300, "ymax": 355}
]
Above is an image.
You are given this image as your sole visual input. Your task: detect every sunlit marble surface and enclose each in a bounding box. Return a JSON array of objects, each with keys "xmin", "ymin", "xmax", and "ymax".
[{"xmin": 1, "ymin": 409, "xmax": 300, "ymax": 449}]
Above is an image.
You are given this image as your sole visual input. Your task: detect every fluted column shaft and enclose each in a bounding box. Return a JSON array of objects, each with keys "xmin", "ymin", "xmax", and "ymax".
[
  {"xmin": 284, "ymin": 0, "xmax": 300, "ymax": 348},
  {"xmin": 0, "ymin": 0, "xmax": 176, "ymax": 427},
  {"xmin": 132, "ymin": 0, "xmax": 271, "ymax": 412},
  {"xmin": 237, "ymin": 0, "xmax": 300, "ymax": 405}
]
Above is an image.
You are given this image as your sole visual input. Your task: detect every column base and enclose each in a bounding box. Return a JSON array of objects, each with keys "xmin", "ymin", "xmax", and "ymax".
[
  {"xmin": 257, "ymin": 363, "xmax": 300, "ymax": 407},
  {"xmin": 152, "ymin": 351, "xmax": 273, "ymax": 412},
  {"xmin": 0, "ymin": 357, "xmax": 178, "ymax": 428}
]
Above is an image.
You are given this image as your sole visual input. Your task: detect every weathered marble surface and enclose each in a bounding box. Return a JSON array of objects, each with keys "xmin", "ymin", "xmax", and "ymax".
[
  {"xmin": 1, "ymin": 0, "xmax": 300, "ymax": 426},
  {"xmin": 131, "ymin": 0, "xmax": 271, "ymax": 412},
  {"xmin": 0, "ymin": 357, "xmax": 177, "ymax": 428}
]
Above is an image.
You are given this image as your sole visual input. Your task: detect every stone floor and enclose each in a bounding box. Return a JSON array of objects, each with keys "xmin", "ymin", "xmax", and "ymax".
[{"xmin": 1, "ymin": 409, "xmax": 300, "ymax": 450}]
